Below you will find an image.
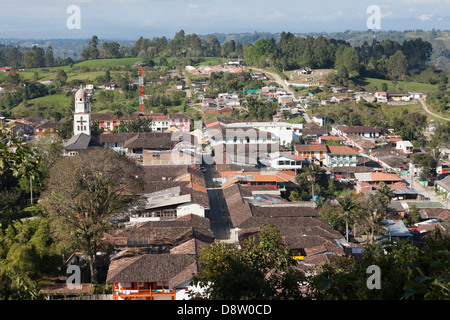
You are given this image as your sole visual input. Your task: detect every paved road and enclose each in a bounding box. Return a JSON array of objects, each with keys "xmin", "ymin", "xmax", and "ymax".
[
  {"xmin": 409, "ymin": 176, "xmax": 446, "ymax": 205},
  {"xmin": 202, "ymin": 163, "xmax": 233, "ymax": 241},
  {"xmin": 245, "ymin": 66, "xmax": 312, "ymax": 123},
  {"xmin": 418, "ymin": 98, "xmax": 450, "ymax": 121}
]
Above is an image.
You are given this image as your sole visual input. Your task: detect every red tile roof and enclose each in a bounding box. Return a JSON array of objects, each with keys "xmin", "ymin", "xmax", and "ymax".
[
  {"xmin": 370, "ymin": 172, "xmax": 403, "ymax": 182},
  {"xmin": 327, "ymin": 146, "xmax": 359, "ymax": 155},
  {"xmin": 294, "ymin": 144, "xmax": 328, "ymax": 152}
]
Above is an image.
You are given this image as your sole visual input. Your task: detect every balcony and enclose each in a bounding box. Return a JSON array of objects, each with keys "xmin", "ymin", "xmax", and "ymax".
[{"xmin": 113, "ymin": 285, "xmax": 176, "ymax": 300}]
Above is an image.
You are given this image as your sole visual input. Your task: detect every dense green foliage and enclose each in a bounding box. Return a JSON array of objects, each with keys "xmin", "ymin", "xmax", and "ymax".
[
  {"xmin": 312, "ymin": 230, "xmax": 449, "ymax": 300},
  {"xmin": 0, "ymin": 217, "xmax": 63, "ymax": 300},
  {"xmin": 191, "ymin": 223, "xmax": 449, "ymax": 300},
  {"xmin": 191, "ymin": 224, "xmax": 307, "ymax": 300}
]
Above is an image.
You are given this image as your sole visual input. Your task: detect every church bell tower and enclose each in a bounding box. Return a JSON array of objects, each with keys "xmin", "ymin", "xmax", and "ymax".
[{"xmin": 73, "ymin": 88, "xmax": 91, "ymax": 136}]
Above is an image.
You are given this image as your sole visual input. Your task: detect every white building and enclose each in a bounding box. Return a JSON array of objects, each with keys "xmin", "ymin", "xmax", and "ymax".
[
  {"xmin": 268, "ymin": 152, "xmax": 306, "ymax": 174},
  {"xmin": 324, "ymin": 145, "xmax": 359, "ymax": 168},
  {"xmin": 129, "ymin": 186, "xmax": 207, "ymax": 224},
  {"xmin": 396, "ymin": 141, "xmax": 414, "ymax": 154},
  {"xmin": 225, "ymin": 121, "xmax": 302, "ymax": 147},
  {"xmin": 73, "ymin": 88, "xmax": 91, "ymax": 136},
  {"xmin": 312, "ymin": 113, "xmax": 330, "ymax": 127}
]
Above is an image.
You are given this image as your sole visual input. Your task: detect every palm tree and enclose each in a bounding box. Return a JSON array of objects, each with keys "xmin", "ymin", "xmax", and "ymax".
[
  {"xmin": 303, "ymin": 163, "xmax": 322, "ymax": 199},
  {"xmin": 337, "ymin": 194, "xmax": 359, "ymax": 242},
  {"xmin": 376, "ymin": 182, "xmax": 394, "ymax": 216},
  {"xmin": 357, "ymin": 194, "xmax": 388, "ymax": 244}
]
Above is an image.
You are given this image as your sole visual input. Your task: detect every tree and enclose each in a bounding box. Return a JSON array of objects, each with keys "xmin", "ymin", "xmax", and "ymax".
[
  {"xmin": 207, "ymin": 35, "xmax": 221, "ymax": 57},
  {"xmin": 41, "ymin": 149, "xmax": 144, "ymax": 284},
  {"xmin": 303, "ymin": 163, "xmax": 322, "ymax": 199},
  {"xmin": 23, "ymin": 51, "xmax": 35, "ymax": 69},
  {"xmin": 336, "ymin": 45, "xmax": 360, "ymax": 76},
  {"xmin": 80, "ymin": 35, "xmax": 100, "ymax": 60},
  {"xmin": 114, "ymin": 117, "xmax": 153, "ymax": 133},
  {"xmin": 31, "ymin": 46, "xmax": 45, "ymax": 68},
  {"xmin": 6, "ymin": 47, "xmax": 23, "ymax": 68},
  {"xmin": 1, "ymin": 122, "xmax": 40, "ymax": 229},
  {"xmin": 337, "ymin": 194, "xmax": 359, "ymax": 242},
  {"xmin": 190, "ymin": 224, "xmax": 307, "ymax": 300},
  {"xmin": 413, "ymin": 152, "xmax": 438, "ymax": 182},
  {"xmin": 55, "ymin": 69, "xmax": 67, "ymax": 86},
  {"xmin": 387, "ymin": 50, "xmax": 408, "ymax": 80},
  {"xmin": 0, "ymin": 217, "xmax": 62, "ymax": 300},
  {"xmin": 404, "ymin": 112, "xmax": 427, "ymax": 141},
  {"xmin": 356, "ymin": 194, "xmax": 387, "ymax": 244},
  {"xmin": 376, "ymin": 182, "xmax": 394, "ymax": 214},
  {"xmin": 45, "ymin": 46, "xmax": 54, "ymax": 67},
  {"xmin": 88, "ymin": 35, "xmax": 99, "ymax": 49},
  {"xmin": 311, "ymin": 229, "xmax": 449, "ymax": 300}
]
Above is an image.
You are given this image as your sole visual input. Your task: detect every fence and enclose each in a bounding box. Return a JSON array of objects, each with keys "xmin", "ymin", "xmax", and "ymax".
[{"xmin": 47, "ymin": 294, "xmax": 113, "ymax": 300}]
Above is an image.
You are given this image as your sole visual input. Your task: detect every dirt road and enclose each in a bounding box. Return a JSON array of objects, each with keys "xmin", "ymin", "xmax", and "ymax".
[
  {"xmin": 245, "ymin": 67, "xmax": 312, "ymax": 123},
  {"xmin": 418, "ymin": 98, "xmax": 450, "ymax": 121}
]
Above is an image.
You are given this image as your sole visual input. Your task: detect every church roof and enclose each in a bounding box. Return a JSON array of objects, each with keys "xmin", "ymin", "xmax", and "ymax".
[
  {"xmin": 75, "ymin": 88, "xmax": 86, "ymax": 100},
  {"xmin": 63, "ymin": 133, "xmax": 92, "ymax": 150}
]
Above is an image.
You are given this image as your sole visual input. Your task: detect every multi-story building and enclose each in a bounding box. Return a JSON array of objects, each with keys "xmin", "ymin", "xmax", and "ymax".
[
  {"xmin": 225, "ymin": 121, "xmax": 303, "ymax": 147},
  {"xmin": 332, "ymin": 124, "xmax": 382, "ymax": 139},
  {"xmin": 294, "ymin": 144, "xmax": 328, "ymax": 166},
  {"xmin": 324, "ymin": 145, "xmax": 359, "ymax": 167},
  {"xmin": 91, "ymin": 112, "xmax": 192, "ymax": 133}
]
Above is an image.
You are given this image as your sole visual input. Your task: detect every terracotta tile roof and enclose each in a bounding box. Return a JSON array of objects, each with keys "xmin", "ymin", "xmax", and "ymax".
[
  {"xmin": 419, "ymin": 208, "xmax": 450, "ymax": 221},
  {"xmin": 335, "ymin": 125, "xmax": 382, "ymax": 134},
  {"xmin": 106, "ymin": 253, "xmax": 197, "ymax": 288},
  {"xmin": 91, "ymin": 112, "xmax": 167, "ymax": 121},
  {"xmin": 104, "ymin": 225, "xmax": 214, "ymax": 248},
  {"xmin": 370, "ymin": 172, "xmax": 403, "ymax": 182},
  {"xmin": 169, "ymin": 238, "xmax": 210, "ymax": 255},
  {"xmin": 34, "ymin": 120, "xmax": 61, "ymax": 129},
  {"xmin": 302, "ymin": 123, "xmax": 328, "ymax": 136},
  {"xmin": 294, "ymin": 144, "xmax": 328, "ymax": 152},
  {"xmin": 327, "ymin": 145, "xmax": 359, "ymax": 155},
  {"xmin": 320, "ymin": 135, "xmax": 345, "ymax": 141},
  {"xmin": 123, "ymin": 132, "xmax": 177, "ymax": 150}
]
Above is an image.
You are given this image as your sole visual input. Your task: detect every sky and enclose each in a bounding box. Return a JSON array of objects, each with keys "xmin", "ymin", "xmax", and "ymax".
[{"xmin": 0, "ymin": 0, "xmax": 449, "ymax": 39}]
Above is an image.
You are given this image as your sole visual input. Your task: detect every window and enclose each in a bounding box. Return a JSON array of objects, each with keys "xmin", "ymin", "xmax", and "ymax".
[{"xmin": 162, "ymin": 209, "xmax": 177, "ymax": 218}]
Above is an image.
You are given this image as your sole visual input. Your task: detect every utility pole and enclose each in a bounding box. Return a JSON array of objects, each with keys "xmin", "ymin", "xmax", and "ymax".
[{"xmin": 30, "ymin": 175, "xmax": 33, "ymax": 205}]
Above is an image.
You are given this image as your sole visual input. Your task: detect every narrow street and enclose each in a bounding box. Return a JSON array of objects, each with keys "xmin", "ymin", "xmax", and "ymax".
[{"xmin": 202, "ymin": 162, "xmax": 233, "ymax": 241}]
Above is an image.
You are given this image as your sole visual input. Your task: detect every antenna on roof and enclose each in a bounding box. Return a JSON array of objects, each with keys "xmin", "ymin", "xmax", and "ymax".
[{"xmin": 138, "ymin": 65, "xmax": 144, "ymax": 115}]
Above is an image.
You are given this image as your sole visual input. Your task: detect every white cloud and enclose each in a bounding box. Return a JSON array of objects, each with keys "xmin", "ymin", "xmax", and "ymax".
[
  {"xmin": 417, "ymin": 14, "xmax": 433, "ymax": 21},
  {"xmin": 381, "ymin": 11, "xmax": 392, "ymax": 19},
  {"xmin": 188, "ymin": 4, "xmax": 199, "ymax": 9},
  {"xmin": 268, "ymin": 10, "xmax": 284, "ymax": 20}
]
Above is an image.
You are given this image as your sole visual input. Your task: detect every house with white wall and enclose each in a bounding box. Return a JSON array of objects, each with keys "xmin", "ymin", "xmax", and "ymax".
[
  {"xmin": 225, "ymin": 121, "xmax": 302, "ymax": 147},
  {"xmin": 396, "ymin": 141, "xmax": 414, "ymax": 154},
  {"xmin": 268, "ymin": 152, "xmax": 306, "ymax": 174},
  {"xmin": 129, "ymin": 186, "xmax": 208, "ymax": 224},
  {"xmin": 324, "ymin": 145, "xmax": 359, "ymax": 168}
]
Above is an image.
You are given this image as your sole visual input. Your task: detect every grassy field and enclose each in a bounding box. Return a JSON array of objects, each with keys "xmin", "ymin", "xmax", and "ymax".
[
  {"xmin": 354, "ymin": 76, "xmax": 440, "ymax": 93},
  {"xmin": 4, "ymin": 56, "xmax": 230, "ymax": 85},
  {"xmin": 12, "ymin": 93, "xmax": 71, "ymax": 119},
  {"xmin": 72, "ymin": 57, "xmax": 143, "ymax": 69},
  {"xmin": 0, "ymin": 58, "xmax": 146, "ymax": 85}
]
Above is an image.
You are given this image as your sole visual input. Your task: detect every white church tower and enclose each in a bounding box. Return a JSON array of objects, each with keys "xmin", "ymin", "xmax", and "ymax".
[{"xmin": 73, "ymin": 88, "xmax": 91, "ymax": 136}]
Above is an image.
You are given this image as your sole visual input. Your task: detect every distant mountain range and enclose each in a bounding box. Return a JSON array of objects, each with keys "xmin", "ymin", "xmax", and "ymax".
[{"xmin": 1, "ymin": 29, "xmax": 449, "ymax": 70}]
